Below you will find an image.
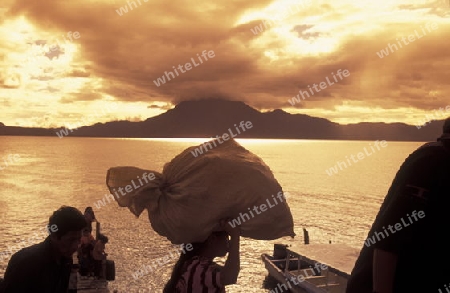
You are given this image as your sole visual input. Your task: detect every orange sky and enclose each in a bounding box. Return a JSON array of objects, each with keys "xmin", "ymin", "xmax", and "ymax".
[{"xmin": 0, "ymin": 0, "xmax": 449, "ymax": 128}]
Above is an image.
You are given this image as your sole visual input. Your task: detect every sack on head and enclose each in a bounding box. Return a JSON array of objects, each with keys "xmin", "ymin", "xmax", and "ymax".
[{"xmin": 106, "ymin": 138, "xmax": 295, "ymax": 244}]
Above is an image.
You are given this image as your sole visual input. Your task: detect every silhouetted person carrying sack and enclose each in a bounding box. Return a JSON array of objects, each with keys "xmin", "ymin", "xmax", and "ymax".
[
  {"xmin": 347, "ymin": 118, "xmax": 450, "ymax": 293},
  {"xmin": 0, "ymin": 206, "xmax": 87, "ymax": 293}
]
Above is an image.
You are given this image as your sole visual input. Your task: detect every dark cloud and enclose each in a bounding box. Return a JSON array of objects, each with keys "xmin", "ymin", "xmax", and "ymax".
[
  {"xmin": 67, "ymin": 69, "xmax": 90, "ymax": 78},
  {"xmin": 293, "ymin": 24, "xmax": 320, "ymax": 38},
  {"xmin": 59, "ymin": 92, "xmax": 103, "ymax": 103},
  {"xmin": 33, "ymin": 40, "xmax": 47, "ymax": 46},
  {"xmin": 147, "ymin": 103, "xmax": 172, "ymax": 110},
  {"xmin": 44, "ymin": 45, "xmax": 64, "ymax": 60}
]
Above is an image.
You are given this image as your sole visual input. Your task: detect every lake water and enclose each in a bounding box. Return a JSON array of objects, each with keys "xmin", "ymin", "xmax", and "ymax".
[{"xmin": 0, "ymin": 136, "xmax": 424, "ymax": 292}]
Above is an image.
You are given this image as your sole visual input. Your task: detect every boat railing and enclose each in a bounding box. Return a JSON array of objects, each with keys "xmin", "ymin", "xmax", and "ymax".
[
  {"xmin": 285, "ymin": 248, "xmax": 350, "ymax": 280},
  {"xmin": 278, "ymin": 248, "xmax": 349, "ymax": 293}
]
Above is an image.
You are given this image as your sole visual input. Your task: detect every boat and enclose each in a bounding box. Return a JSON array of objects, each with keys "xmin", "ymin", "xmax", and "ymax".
[{"xmin": 261, "ymin": 242, "xmax": 359, "ymax": 293}]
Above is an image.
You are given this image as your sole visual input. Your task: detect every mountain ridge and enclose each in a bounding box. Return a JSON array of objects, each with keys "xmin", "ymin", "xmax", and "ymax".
[{"xmin": 0, "ymin": 99, "xmax": 445, "ymax": 141}]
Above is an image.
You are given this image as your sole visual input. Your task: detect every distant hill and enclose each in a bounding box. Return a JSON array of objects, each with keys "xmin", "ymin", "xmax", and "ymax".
[{"xmin": 0, "ymin": 99, "xmax": 445, "ymax": 141}]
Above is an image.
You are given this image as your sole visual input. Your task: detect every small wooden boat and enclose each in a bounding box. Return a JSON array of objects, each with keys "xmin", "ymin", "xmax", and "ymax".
[{"xmin": 261, "ymin": 243, "xmax": 358, "ymax": 293}]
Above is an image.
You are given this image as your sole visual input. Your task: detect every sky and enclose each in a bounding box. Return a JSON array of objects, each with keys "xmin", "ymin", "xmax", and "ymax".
[{"xmin": 0, "ymin": 0, "xmax": 449, "ymax": 128}]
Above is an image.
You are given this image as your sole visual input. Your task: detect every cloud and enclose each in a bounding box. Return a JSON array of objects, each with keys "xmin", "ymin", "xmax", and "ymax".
[
  {"xmin": 67, "ymin": 69, "xmax": 90, "ymax": 78},
  {"xmin": 44, "ymin": 45, "xmax": 65, "ymax": 60},
  {"xmin": 1, "ymin": 0, "xmax": 449, "ymax": 126},
  {"xmin": 59, "ymin": 92, "xmax": 103, "ymax": 104},
  {"xmin": 0, "ymin": 99, "xmax": 11, "ymax": 108},
  {"xmin": 147, "ymin": 102, "xmax": 173, "ymax": 110},
  {"xmin": 1, "ymin": 72, "xmax": 21, "ymax": 88}
]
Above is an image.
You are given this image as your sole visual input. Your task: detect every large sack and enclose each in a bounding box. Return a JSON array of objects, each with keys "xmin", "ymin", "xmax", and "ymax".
[{"xmin": 106, "ymin": 138, "xmax": 295, "ymax": 244}]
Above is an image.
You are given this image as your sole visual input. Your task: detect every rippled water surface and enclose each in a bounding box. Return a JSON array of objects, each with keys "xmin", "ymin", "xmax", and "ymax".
[{"xmin": 0, "ymin": 136, "xmax": 423, "ymax": 292}]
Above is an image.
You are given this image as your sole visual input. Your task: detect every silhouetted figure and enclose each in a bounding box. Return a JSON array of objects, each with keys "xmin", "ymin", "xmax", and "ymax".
[
  {"xmin": 347, "ymin": 118, "xmax": 450, "ymax": 293},
  {"xmin": 163, "ymin": 219, "xmax": 240, "ymax": 293},
  {"xmin": 84, "ymin": 206, "xmax": 97, "ymax": 234},
  {"xmin": 0, "ymin": 206, "xmax": 87, "ymax": 293},
  {"xmin": 77, "ymin": 227, "xmax": 96, "ymax": 276},
  {"xmin": 92, "ymin": 233, "xmax": 109, "ymax": 279}
]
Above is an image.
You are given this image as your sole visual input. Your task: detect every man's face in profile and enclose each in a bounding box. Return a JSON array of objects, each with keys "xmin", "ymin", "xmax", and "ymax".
[{"xmin": 52, "ymin": 230, "xmax": 82, "ymax": 258}]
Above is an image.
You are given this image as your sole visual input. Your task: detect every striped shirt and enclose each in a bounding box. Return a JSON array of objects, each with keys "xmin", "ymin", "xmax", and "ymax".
[{"xmin": 175, "ymin": 256, "xmax": 225, "ymax": 293}]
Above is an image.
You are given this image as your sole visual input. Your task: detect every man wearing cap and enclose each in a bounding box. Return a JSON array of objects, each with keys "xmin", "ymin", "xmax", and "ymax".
[{"xmin": 347, "ymin": 118, "xmax": 450, "ymax": 293}]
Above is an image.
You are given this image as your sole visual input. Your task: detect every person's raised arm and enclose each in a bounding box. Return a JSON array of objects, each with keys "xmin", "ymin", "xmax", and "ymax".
[{"xmin": 220, "ymin": 220, "xmax": 240, "ymax": 286}]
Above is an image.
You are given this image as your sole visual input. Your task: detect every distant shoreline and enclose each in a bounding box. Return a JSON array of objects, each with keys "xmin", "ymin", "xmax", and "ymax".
[
  {"xmin": 0, "ymin": 100, "xmax": 445, "ymax": 142},
  {"xmin": 0, "ymin": 135, "xmax": 430, "ymax": 142}
]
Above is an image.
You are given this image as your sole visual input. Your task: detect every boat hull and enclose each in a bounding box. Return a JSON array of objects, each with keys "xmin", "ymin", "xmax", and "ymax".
[
  {"xmin": 262, "ymin": 253, "xmax": 308, "ymax": 293},
  {"xmin": 261, "ymin": 244, "xmax": 353, "ymax": 293}
]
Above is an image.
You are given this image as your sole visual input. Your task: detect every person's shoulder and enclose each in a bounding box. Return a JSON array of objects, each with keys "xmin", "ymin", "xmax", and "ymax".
[
  {"xmin": 416, "ymin": 141, "xmax": 448, "ymax": 153},
  {"xmin": 4, "ymin": 240, "xmax": 48, "ymax": 283},
  {"xmin": 394, "ymin": 141, "xmax": 450, "ymax": 190},
  {"xmin": 404, "ymin": 141, "xmax": 450, "ymax": 165},
  {"xmin": 9, "ymin": 240, "xmax": 47, "ymax": 265}
]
